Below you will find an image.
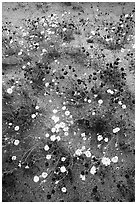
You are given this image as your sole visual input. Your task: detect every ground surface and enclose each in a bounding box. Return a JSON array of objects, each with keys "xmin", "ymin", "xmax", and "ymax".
[{"xmin": 2, "ymin": 2, "xmax": 135, "ymax": 202}]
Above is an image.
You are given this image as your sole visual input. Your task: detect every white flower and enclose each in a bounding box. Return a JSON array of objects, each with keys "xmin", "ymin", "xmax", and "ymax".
[
  {"xmin": 14, "ymin": 139, "xmax": 20, "ymax": 146},
  {"xmin": 60, "ymin": 166, "xmax": 66, "ymax": 173},
  {"xmin": 61, "ymin": 187, "xmax": 67, "ymax": 192},
  {"xmin": 41, "ymin": 172, "xmax": 48, "ymax": 178},
  {"xmin": 65, "ymin": 111, "xmax": 70, "ymax": 116},
  {"xmin": 111, "ymin": 156, "xmax": 118, "ymax": 163},
  {"xmin": 101, "ymin": 156, "xmax": 111, "ymax": 166},
  {"xmin": 7, "ymin": 88, "xmax": 13, "ymax": 94},
  {"xmin": 14, "ymin": 126, "xmax": 19, "ymax": 131},
  {"xmin": 33, "ymin": 175, "xmax": 39, "ymax": 182},
  {"xmin": 44, "ymin": 145, "xmax": 49, "ymax": 151}
]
